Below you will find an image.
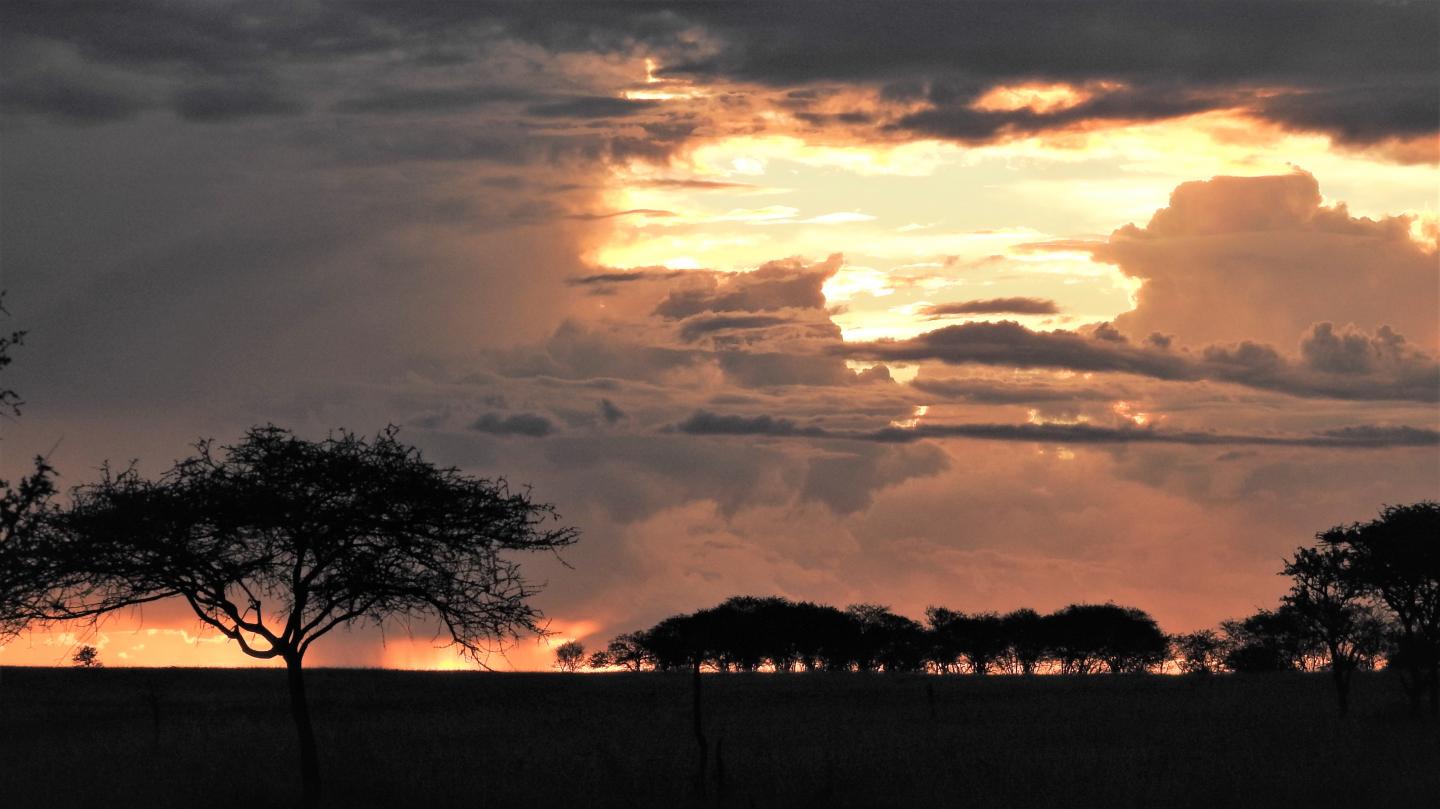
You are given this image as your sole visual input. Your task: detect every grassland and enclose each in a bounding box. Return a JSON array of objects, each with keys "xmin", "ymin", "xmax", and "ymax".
[{"xmin": 2, "ymin": 667, "xmax": 1437, "ymax": 808}]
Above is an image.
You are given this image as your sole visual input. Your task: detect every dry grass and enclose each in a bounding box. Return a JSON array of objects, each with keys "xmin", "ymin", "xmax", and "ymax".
[{"xmin": 2, "ymin": 667, "xmax": 1436, "ymax": 808}]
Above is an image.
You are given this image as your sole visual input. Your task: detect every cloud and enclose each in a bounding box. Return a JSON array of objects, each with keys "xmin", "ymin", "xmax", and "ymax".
[
  {"xmin": 568, "ymin": 268, "xmax": 698, "ymax": 286},
  {"xmin": 672, "ymin": 408, "xmax": 1440, "ymax": 449},
  {"xmin": 1093, "ymin": 171, "xmax": 1440, "ymax": 351},
  {"xmin": 922, "ymin": 297, "xmax": 1059, "ymax": 317},
  {"xmin": 635, "ymin": 178, "xmax": 757, "ymax": 191},
  {"xmin": 172, "ymin": 81, "xmax": 305, "ymax": 122},
  {"xmin": 678, "ymin": 314, "xmax": 798, "ymax": 343},
  {"xmin": 470, "ymin": 412, "xmax": 555, "ymax": 438},
  {"xmin": 333, "ymin": 85, "xmax": 536, "ymax": 115},
  {"xmin": 845, "ymin": 320, "xmax": 1439, "ymax": 402},
  {"xmin": 677, "ymin": 410, "xmax": 829, "ymax": 438},
  {"xmin": 909, "ymin": 376, "xmax": 1119, "ymax": 404},
  {"xmin": 527, "ymin": 96, "xmax": 661, "ymax": 118},
  {"xmin": 654, "ymin": 254, "xmax": 842, "ymax": 319}
]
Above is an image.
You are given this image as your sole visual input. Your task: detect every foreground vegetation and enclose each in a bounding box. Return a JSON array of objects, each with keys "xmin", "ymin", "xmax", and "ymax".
[{"xmin": 2, "ymin": 667, "xmax": 1437, "ymax": 809}]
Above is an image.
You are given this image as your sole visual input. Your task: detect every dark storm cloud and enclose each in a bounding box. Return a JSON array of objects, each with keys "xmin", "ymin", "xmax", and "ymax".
[
  {"xmin": 895, "ymin": 85, "xmax": 1230, "ymax": 142},
  {"xmin": 0, "ymin": 73, "xmax": 145, "ymax": 123},
  {"xmin": 527, "ymin": 96, "xmax": 661, "ymax": 119},
  {"xmin": 676, "ymin": 410, "xmax": 829, "ymax": 438},
  {"xmin": 674, "ymin": 409, "xmax": 1440, "ymax": 449},
  {"xmin": 470, "ymin": 412, "xmax": 555, "ymax": 438},
  {"xmin": 333, "ymin": 86, "xmax": 537, "ymax": 115},
  {"xmin": 172, "ymin": 81, "xmax": 305, "ymax": 122},
  {"xmin": 922, "ymin": 297, "xmax": 1060, "ymax": 317},
  {"xmin": 1257, "ymin": 83, "xmax": 1440, "ymax": 146},
  {"xmin": 6, "ymin": 1, "xmax": 1430, "ymax": 147},
  {"xmin": 845, "ymin": 321, "xmax": 1440, "ymax": 403}
]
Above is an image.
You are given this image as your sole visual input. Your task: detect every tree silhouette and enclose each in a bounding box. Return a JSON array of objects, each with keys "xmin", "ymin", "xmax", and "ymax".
[
  {"xmin": 52, "ymin": 425, "xmax": 578, "ymax": 808},
  {"xmin": 1221, "ymin": 606, "xmax": 1318, "ymax": 673},
  {"xmin": 1316, "ymin": 502, "xmax": 1440, "ymax": 716},
  {"xmin": 1171, "ymin": 630, "xmax": 1227, "ymax": 675},
  {"xmin": 927, "ymin": 608, "xmax": 1008, "ymax": 674},
  {"xmin": 593, "ymin": 631, "xmax": 652, "ymax": 671},
  {"xmin": 1045, "ymin": 604, "xmax": 1168, "ymax": 674},
  {"xmin": 554, "ymin": 640, "xmax": 586, "ymax": 672},
  {"xmin": 847, "ymin": 604, "xmax": 927, "ymax": 672},
  {"xmin": 71, "ymin": 645, "xmax": 102, "ymax": 668},
  {"xmin": 0, "ymin": 293, "xmax": 64, "ymax": 642},
  {"xmin": 0, "ymin": 291, "xmax": 25, "ymax": 416},
  {"xmin": 1283, "ymin": 544, "xmax": 1392, "ymax": 713},
  {"xmin": 1001, "ymin": 608, "xmax": 1047, "ymax": 675},
  {"xmin": 0, "ymin": 456, "xmax": 59, "ymax": 640}
]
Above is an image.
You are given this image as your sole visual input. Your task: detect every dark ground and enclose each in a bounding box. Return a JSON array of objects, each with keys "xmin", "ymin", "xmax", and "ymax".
[{"xmin": 1, "ymin": 667, "xmax": 1437, "ymax": 808}]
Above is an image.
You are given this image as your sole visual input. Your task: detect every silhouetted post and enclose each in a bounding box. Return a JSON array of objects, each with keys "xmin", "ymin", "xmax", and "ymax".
[{"xmin": 286, "ymin": 652, "xmax": 321, "ymax": 809}]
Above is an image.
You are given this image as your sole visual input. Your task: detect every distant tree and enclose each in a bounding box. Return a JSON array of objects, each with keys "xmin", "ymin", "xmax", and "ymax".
[
  {"xmin": 1317, "ymin": 502, "xmax": 1440, "ymax": 716},
  {"xmin": 1045, "ymin": 604, "xmax": 1168, "ymax": 674},
  {"xmin": 792, "ymin": 601, "xmax": 859, "ymax": 672},
  {"xmin": 602, "ymin": 631, "xmax": 654, "ymax": 671},
  {"xmin": 927, "ymin": 608, "xmax": 1007, "ymax": 674},
  {"xmin": 1221, "ymin": 605, "xmax": 1319, "ymax": 673},
  {"xmin": 1283, "ymin": 543, "xmax": 1393, "ymax": 713},
  {"xmin": 925, "ymin": 606, "xmax": 965, "ymax": 673},
  {"xmin": 1001, "ymin": 608, "xmax": 1047, "ymax": 675},
  {"xmin": 847, "ymin": 604, "xmax": 927, "ymax": 672},
  {"xmin": 641, "ymin": 613, "xmax": 706, "ymax": 671},
  {"xmin": 51, "ymin": 425, "xmax": 578, "ymax": 809},
  {"xmin": 1171, "ymin": 630, "xmax": 1227, "ymax": 675},
  {"xmin": 554, "ymin": 640, "xmax": 586, "ymax": 672},
  {"xmin": 71, "ymin": 645, "xmax": 102, "ymax": 668}
]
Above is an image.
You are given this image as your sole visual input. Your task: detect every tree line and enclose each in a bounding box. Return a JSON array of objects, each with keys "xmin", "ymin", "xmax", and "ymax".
[{"xmin": 563, "ymin": 502, "xmax": 1439, "ymax": 717}]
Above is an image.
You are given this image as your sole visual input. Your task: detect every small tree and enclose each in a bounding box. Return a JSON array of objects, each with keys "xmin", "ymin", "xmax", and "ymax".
[
  {"xmin": 554, "ymin": 640, "xmax": 586, "ymax": 672},
  {"xmin": 53, "ymin": 425, "xmax": 578, "ymax": 808},
  {"xmin": 1172, "ymin": 630, "xmax": 1228, "ymax": 675},
  {"xmin": 71, "ymin": 645, "xmax": 102, "ymax": 668},
  {"xmin": 1221, "ymin": 605, "xmax": 1318, "ymax": 673}
]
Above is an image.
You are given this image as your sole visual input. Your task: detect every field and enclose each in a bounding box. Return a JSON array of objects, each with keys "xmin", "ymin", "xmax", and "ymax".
[{"xmin": 2, "ymin": 667, "xmax": 1437, "ymax": 808}]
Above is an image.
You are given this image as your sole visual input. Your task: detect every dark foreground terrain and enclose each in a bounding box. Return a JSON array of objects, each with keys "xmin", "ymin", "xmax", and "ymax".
[{"xmin": 2, "ymin": 667, "xmax": 1437, "ymax": 808}]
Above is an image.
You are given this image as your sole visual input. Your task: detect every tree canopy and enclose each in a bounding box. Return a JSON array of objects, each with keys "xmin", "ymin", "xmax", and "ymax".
[{"xmin": 51, "ymin": 424, "xmax": 578, "ymax": 806}]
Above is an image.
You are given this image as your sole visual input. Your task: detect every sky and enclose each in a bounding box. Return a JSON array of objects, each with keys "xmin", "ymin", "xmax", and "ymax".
[{"xmin": 1, "ymin": 0, "xmax": 1437, "ymax": 670}]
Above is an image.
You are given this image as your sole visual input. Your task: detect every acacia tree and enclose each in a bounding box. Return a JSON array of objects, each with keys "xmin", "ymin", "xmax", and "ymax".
[
  {"xmin": 0, "ymin": 293, "xmax": 64, "ymax": 642},
  {"xmin": 1317, "ymin": 502, "xmax": 1440, "ymax": 716},
  {"xmin": 54, "ymin": 425, "xmax": 578, "ymax": 808},
  {"xmin": 1283, "ymin": 544, "xmax": 1392, "ymax": 714},
  {"xmin": 1171, "ymin": 629, "xmax": 1228, "ymax": 675},
  {"xmin": 554, "ymin": 640, "xmax": 586, "ymax": 672}
]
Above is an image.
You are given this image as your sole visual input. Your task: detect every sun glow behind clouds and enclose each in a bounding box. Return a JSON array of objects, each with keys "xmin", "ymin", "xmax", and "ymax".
[{"xmin": 589, "ymin": 105, "xmax": 1436, "ymax": 345}]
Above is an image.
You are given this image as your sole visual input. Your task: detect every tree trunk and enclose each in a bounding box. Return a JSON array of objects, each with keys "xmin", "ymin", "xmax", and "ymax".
[
  {"xmin": 286, "ymin": 654, "xmax": 321, "ymax": 809},
  {"xmin": 1330, "ymin": 663, "xmax": 1350, "ymax": 716}
]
